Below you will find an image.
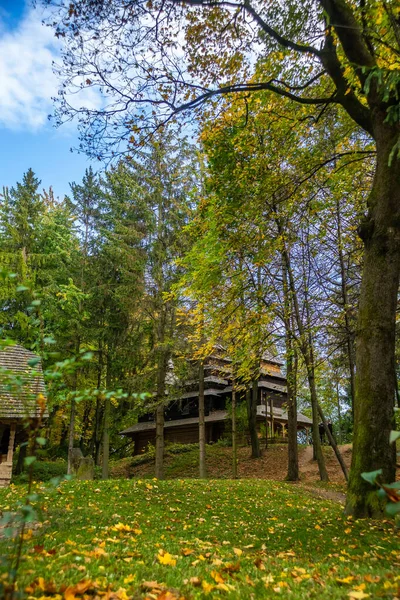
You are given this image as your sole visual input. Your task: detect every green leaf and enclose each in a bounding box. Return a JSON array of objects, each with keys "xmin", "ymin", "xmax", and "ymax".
[
  {"xmin": 16, "ymin": 285, "xmax": 29, "ymax": 292},
  {"xmin": 382, "ymin": 481, "xmax": 400, "ymax": 489},
  {"xmin": 21, "ymin": 505, "xmax": 37, "ymax": 522},
  {"xmin": 24, "ymin": 456, "xmax": 36, "ymax": 467},
  {"xmin": 27, "ymin": 357, "xmax": 41, "ymax": 367},
  {"xmin": 81, "ymin": 352, "xmax": 93, "ymax": 361},
  {"xmin": 389, "ymin": 430, "xmax": 400, "ymax": 444},
  {"xmin": 31, "ymin": 299, "xmax": 41, "ymax": 306},
  {"xmin": 36, "ymin": 437, "xmax": 46, "ymax": 446},
  {"xmin": 385, "ymin": 502, "xmax": 400, "ymax": 516},
  {"xmin": 361, "ymin": 469, "xmax": 382, "ymax": 485},
  {"xmin": 27, "ymin": 494, "xmax": 39, "ymax": 502}
]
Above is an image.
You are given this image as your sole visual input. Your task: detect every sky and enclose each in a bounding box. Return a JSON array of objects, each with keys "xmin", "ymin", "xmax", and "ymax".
[{"xmin": 0, "ymin": 0, "xmax": 98, "ymax": 199}]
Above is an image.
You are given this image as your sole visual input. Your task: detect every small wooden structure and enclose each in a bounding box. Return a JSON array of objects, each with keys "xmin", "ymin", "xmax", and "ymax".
[{"xmin": 0, "ymin": 344, "xmax": 47, "ymax": 487}]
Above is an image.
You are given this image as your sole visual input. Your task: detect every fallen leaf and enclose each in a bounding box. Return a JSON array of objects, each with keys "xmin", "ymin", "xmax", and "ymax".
[{"xmin": 158, "ymin": 552, "xmax": 176, "ymax": 566}]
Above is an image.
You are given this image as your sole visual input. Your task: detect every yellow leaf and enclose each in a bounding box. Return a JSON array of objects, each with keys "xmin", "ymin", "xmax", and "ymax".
[
  {"xmin": 216, "ymin": 582, "xmax": 233, "ymax": 592},
  {"xmin": 348, "ymin": 592, "xmax": 370, "ymax": 599},
  {"xmin": 113, "ymin": 522, "xmax": 133, "ymax": 532},
  {"xmin": 202, "ymin": 580, "xmax": 214, "ymax": 593},
  {"xmin": 158, "ymin": 552, "xmax": 176, "ymax": 566},
  {"xmin": 337, "ymin": 576, "xmax": 355, "ymax": 585},
  {"xmin": 233, "ymin": 548, "xmax": 243, "ymax": 557},
  {"xmin": 211, "ymin": 571, "xmax": 224, "ymax": 584}
]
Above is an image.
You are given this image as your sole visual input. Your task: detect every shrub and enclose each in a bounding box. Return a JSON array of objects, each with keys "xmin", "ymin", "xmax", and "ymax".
[{"xmin": 12, "ymin": 460, "xmax": 67, "ymax": 484}]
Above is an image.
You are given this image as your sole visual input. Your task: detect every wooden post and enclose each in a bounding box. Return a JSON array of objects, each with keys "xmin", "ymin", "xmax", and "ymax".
[
  {"xmin": 264, "ymin": 392, "xmax": 268, "ymax": 449},
  {"xmin": 7, "ymin": 424, "xmax": 16, "ymax": 464},
  {"xmin": 269, "ymin": 397, "xmax": 274, "ymax": 438}
]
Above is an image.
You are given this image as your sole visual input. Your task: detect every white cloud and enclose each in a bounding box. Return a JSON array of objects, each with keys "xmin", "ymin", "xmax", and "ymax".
[{"xmin": 0, "ymin": 6, "xmax": 101, "ymax": 131}]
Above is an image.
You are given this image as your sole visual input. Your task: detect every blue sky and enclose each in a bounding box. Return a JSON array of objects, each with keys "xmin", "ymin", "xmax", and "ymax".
[{"xmin": 0, "ymin": 0, "xmax": 98, "ymax": 199}]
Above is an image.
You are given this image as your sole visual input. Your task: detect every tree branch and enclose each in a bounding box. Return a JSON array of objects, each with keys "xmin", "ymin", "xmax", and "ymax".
[
  {"xmin": 319, "ymin": 0, "xmax": 376, "ymax": 72},
  {"xmin": 174, "ymin": 0, "xmax": 321, "ymax": 55},
  {"xmin": 171, "ymin": 82, "xmax": 336, "ymax": 114}
]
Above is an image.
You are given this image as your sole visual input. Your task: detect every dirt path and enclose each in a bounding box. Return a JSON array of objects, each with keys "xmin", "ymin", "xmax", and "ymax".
[
  {"xmin": 296, "ymin": 483, "xmax": 346, "ymax": 504},
  {"xmin": 298, "ymin": 444, "xmax": 352, "ymax": 483}
]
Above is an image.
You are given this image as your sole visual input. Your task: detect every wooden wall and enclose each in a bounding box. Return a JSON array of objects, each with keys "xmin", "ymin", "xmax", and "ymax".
[
  {"xmin": 132, "ymin": 421, "xmax": 225, "ymax": 455},
  {"xmin": 0, "ymin": 422, "xmax": 16, "ymax": 487}
]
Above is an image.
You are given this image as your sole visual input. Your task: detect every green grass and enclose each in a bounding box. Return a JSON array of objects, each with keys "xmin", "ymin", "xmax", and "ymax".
[{"xmin": 0, "ymin": 479, "xmax": 399, "ymax": 599}]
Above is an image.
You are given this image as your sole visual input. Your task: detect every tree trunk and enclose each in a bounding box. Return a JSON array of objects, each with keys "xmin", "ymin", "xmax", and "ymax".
[
  {"xmin": 102, "ymin": 397, "xmax": 110, "ymax": 479},
  {"xmin": 92, "ymin": 345, "xmax": 103, "ymax": 462},
  {"xmin": 198, "ymin": 359, "xmax": 206, "ymax": 478},
  {"xmin": 283, "ymin": 251, "xmax": 299, "ymax": 481},
  {"xmin": 102, "ymin": 355, "xmax": 112, "ymax": 479},
  {"xmin": 279, "ymin": 236, "xmax": 328, "ymax": 481},
  {"xmin": 247, "ymin": 381, "xmax": 260, "ymax": 458},
  {"xmin": 346, "ymin": 121, "xmax": 400, "ymax": 517},
  {"xmin": 155, "ymin": 404, "xmax": 165, "ymax": 479},
  {"xmin": 155, "ymin": 339, "xmax": 168, "ymax": 479},
  {"xmin": 94, "ymin": 397, "xmax": 103, "ymax": 466},
  {"xmin": 286, "ymin": 345, "xmax": 299, "ymax": 481},
  {"xmin": 336, "ymin": 379, "xmax": 343, "ymax": 445},
  {"xmin": 336, "ymin": 198, "xmax": 356, "ymax": 420},
  {"xmin": 318, "ymin": 403, "xmax": 348, "ymax": 481},
  {"xmin": 306, "ymin": 363, "xmax": 329, "ymax": 481},
  {"xmin": 67, "ymin": 341, "xmax": 79, "ymax": 475},
  {"xmin": 232, "ymin": 381, "xmax": 237, "ymax": 478},
  {"xmin": 67, "ymin": 396, "xmax": 76, "ymax": 476}
]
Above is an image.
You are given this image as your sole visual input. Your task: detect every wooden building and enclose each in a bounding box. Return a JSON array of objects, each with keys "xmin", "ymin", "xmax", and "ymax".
[
  {"xmin": 120, "ymin": 348, "xmax": 312, "ymax": 454},
  {"xmin": 0, "ymin": 345, "xmax": 47, "ymax": 487}
]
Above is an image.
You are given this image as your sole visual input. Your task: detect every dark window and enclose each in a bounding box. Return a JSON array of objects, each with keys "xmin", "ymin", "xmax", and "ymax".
[{"xmin": 0, "ymin": 426, "xmax": 10, "ymax": 455}]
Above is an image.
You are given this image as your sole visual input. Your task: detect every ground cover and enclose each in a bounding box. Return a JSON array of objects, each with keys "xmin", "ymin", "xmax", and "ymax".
[
  {"xmin": 0, "ymin": 479, "xmax": 399, "ymax": 599},
  {"xmin": 111, "ymin": 443, "xmax": 351, "ymax": 486}
]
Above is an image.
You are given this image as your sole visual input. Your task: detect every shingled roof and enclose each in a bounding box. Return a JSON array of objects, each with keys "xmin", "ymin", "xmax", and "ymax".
[{"xmin": 0, "ymin": 344, "xmax": 48, "ymax": 419}]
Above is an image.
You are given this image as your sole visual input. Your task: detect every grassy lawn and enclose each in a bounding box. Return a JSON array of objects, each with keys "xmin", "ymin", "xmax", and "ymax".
[{"xmin": 0, "ymin": 479, "xmax": 399, "ymax": 599}]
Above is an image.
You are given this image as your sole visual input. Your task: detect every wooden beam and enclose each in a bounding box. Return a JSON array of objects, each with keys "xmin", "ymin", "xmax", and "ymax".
[{"xmin": 7, "ymin": 423, "xmax": 16, "ymax": 463}]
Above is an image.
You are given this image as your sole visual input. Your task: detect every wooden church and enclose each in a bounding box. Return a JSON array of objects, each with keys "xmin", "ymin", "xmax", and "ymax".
[
  {"xmin": 120, "ymin": 347, "xmax": 312, "ymax": 454},
  {"xmin": 0, "ymin": 344, "xmax": 47, "ymax": 487}
]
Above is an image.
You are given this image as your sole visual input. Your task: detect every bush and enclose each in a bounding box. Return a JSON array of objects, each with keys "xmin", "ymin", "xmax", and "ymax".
[
  {"xmin": 128, "ymin": 442, "xmax": 199, "ymax": 467},
  {"xmin": 165, "ymin": 442, "xmax": 199, "ymax": 455},
  {"xmin": 12, "ymin": 460, "xmax": 67, "ymax": 484}
]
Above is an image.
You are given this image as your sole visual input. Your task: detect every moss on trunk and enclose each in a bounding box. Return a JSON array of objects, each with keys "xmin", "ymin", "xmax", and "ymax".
[{"xmin": 346, "ymin": 118, "xmax": 400, "ymax": 517}]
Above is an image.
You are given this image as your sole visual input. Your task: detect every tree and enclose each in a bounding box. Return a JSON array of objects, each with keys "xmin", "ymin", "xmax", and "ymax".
[
  {"xmin": 46, "ymin": 0, "xmax": 400, "ymax": 516},
  {"xmin": 0, "ymin": 169, "xmax": 43, "ymax": 265},
  {"xmin": 193, "ymin": 89, "xmax": 364, "ymax": 479},
  {"xmin": 109, "ymin": 132, "xmax": 198, "ymax": 478}
]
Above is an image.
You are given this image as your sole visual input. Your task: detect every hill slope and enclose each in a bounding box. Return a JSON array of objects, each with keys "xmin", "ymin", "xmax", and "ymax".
[{"xmin": 111, "ymin": 443, "xmax": 352, "ymax": 485}]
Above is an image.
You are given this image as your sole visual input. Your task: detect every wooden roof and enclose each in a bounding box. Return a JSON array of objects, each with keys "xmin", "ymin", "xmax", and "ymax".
[
  {"xmin": 0, "ymin": 345, "xmax": 48, "ymax": 420},
  {"xmin": 120, "ymin": 410, "xmax": 228, "ymax": 435}
]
